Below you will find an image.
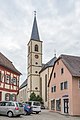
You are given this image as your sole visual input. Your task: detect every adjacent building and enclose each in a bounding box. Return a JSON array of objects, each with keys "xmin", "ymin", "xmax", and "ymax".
[
  {"xmin": 39, "ymin": 57, "xmax": 57, "ymax": 108},
  {"xmin": 0, "ymin": 52, "xmax": 21, "ymax": 101},
  {"xmin": 48, "ymin": 54, "xmax": 80, "ymax": 116},
  {"xmin": 17, "ymin": 79, "xmax": 27, "ymax": 102}
]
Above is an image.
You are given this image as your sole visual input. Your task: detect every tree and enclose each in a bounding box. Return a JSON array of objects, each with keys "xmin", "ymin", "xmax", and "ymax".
[
  {"xmin": 29, "ymin": 92, "xmax": 43, "ymax": 103},
  {"xmin": 29, "ymin": 92, "xmax": 36, "ymax": 101},
  {"xmin": 36, "ymin": 95, "xmax": 43, "ymax": 103}
]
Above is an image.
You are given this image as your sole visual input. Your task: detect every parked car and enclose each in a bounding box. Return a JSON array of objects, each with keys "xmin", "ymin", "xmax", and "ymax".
[
  {"xmin": 41, "ymin": 104, "xmax": 45, "ymax": 109},
  {"xmin": 23, "ymin": 103, "xmax": 32, "ymax": 115},
  {"xmin": 0, "ymin": 101, "xmax": 24, "ymax": 117},
  {"xmin": 26, "ymin": 101, "xmax": 41, "ymax": 114}
]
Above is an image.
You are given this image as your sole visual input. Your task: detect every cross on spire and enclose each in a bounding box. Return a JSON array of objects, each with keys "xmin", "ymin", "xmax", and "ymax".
[{"xmin": 34, "ymin": 11, "xmax": 36, "ymax": 17}]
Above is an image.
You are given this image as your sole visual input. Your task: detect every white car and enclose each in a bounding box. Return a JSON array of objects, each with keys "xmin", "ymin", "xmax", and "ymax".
[{"xmin": 26, "ymin": 101, "xmax": 41, "ymax": 114}]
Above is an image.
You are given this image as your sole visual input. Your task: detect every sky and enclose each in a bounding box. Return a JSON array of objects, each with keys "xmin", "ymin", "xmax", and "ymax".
[{"xmin": 0, "ymin": 0, "xmax": 80, "ymax": 85}]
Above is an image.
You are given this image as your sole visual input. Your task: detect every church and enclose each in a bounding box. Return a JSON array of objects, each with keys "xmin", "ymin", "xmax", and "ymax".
[{"xmin": 17, "ymin": 12, "xmax": 56, "ymax": 108}]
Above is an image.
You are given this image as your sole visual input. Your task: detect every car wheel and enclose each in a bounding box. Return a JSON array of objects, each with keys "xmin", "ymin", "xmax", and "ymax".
[
  {"xmin": 7, "ymin": 111, "xmax": 13, "ymax": 117},
  {"xmin": 24, "ymin": 111, "xmax": 27, "ymax": 115},
  {"xmin": 36, "ymin": 112, "xmax": 39, "ymax": 114}
]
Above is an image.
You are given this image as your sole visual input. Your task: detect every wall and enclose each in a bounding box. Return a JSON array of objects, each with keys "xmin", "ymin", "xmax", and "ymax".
[
  {"xmin": 72, "ymin": 77, "xmax": 80, "ymax": 115},
  {"xmin": 40, "ymin": 67, "xmax": 52, "ymax": 108}
]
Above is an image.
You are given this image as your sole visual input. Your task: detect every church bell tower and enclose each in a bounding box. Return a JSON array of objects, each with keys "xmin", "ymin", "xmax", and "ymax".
[{"xmin": 27, "ymin": 11, "xmax": 42, "ymax": 99}]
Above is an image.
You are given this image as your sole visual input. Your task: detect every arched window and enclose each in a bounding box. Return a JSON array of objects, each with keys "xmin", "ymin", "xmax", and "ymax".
[
  {"xmin": 28, "ymin": 46, "xmax": 30, "ymax": 53},
  {"xmin": 5, "ymin": 93, "xmax": 10, "ymax": 101},
  {"xmin": 35, "ymin": 44, "xmax": 38, "ymax": 52}
]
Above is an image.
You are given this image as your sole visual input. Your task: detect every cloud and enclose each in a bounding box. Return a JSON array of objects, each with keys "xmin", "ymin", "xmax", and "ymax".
[{"xmin": 0, "ymin": 0, "xmax": 80, "ymax": 84}]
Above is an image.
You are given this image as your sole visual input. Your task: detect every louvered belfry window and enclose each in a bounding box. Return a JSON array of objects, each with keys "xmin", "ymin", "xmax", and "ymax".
[{"xmin": 35, "ymin": 44, "xmax": 38, "ymax": 52}]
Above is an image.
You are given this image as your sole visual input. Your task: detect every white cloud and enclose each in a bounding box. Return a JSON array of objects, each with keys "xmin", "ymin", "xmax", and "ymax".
[{"xmin": 0, "ymin": 0, "xmax": 80, "ymax": 84}]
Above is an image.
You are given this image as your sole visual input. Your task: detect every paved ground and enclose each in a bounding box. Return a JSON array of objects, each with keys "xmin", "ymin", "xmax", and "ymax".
[{"xmin": 0, "ymin": 110, "xmax": 80, "ymax": 120}]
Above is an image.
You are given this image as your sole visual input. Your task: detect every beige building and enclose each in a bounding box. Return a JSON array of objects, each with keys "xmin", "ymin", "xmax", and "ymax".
[
  {"xmin": 48, "ymin": 54, "xmax": 80, "ymax": 116},
  {"xmin": 39, "ymin": 57, "xmax": 57, "ymax": 108},
  {"xmin": 17, "ymin": 79, "xmax": 27, "ymax": 102}
]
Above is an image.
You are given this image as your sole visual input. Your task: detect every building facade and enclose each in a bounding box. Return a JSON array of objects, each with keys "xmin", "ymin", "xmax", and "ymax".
[
  {"xmin": 0, "ymin": 52, "xmax": 21, "ymax": 101},
  {"xmin": 17, "ymin": 79, "xmax": 27, "ymax": 102},
  {"xmin": 48, "ymin": 54, "xmax": 80, "ymax": 116},
  {"xmin": 39, "ymin": 57, "xmax": 57, "ymax": 108}
]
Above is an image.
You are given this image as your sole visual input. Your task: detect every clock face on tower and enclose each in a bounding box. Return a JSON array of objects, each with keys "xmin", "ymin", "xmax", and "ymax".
[{"xmin": 35, "ymin": 55, "xmax": 39, "ymax": 59}]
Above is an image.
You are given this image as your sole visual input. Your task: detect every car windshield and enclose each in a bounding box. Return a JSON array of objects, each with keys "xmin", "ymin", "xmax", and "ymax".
[
  {"xmin": 33, "ymin": 102, "xmax": 40, "ymax": 106},
  {"xmin": 26, "ymin": 102, "xmax": 32, "ymax": 106}
]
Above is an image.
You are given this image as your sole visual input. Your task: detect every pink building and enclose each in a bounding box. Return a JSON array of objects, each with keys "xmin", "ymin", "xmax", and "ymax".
[{"xmin": 48, "ymin": 54, "xmax": 80, "ymax": 116}]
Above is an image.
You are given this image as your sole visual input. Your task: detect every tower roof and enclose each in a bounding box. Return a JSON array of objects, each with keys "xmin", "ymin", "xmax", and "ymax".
[{"xmin": 30, "ymin": 11, "xmax": 40, "ymax": 41}]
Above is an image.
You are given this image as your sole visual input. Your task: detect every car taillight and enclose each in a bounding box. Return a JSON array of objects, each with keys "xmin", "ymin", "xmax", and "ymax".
[
  {"xmin": 15, "ymin": 107, "xmax": 19, "ymax": 110},
  {"xmin": 27, "ymin": 106, "xmax": 30, "ymax": 109}
]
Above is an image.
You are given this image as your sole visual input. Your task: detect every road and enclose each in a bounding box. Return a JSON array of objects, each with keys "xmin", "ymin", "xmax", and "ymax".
[{"xmin": 0, "ymin": 110, "xmax": 80, "ymax": 120}]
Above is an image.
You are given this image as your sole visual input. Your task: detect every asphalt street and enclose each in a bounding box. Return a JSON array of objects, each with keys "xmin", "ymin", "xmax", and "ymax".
[{"xmin": 0, "ymin": 110, "xmax": 80, "ymax": 120}]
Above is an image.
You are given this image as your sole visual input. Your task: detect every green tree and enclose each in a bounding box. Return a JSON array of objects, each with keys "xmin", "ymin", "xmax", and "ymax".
[
  {"xmin": 36, "ymin": 95, "xmax": 43, "ymax": 103},
  {"xmin": 29, "ymin": 92, "xmax": 36, "ymax": 101},
  {"xmin": 29, "ymin": 92, "xmax": 43, "ymax": 103}
]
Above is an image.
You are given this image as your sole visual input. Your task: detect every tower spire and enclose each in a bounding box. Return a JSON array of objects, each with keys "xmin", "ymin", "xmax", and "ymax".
[{"xmin": 30, "ymin": 11, "xmax": 40, "ymax": 41}]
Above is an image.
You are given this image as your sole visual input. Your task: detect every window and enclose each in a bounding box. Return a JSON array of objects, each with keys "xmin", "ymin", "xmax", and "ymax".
[
  {"xmin": 60, "ymin": 81, "xmax": 68, "ymax": 90},
  {"xmin": 45, "ymin": 74, "xmax": 47, "ymax": 102},
  {"xmin": 64, "ymin": 81, "xmax": 68, "ymax": 89},
  {"xmin": 5, "ymin": 93, "xmax": 10, "ymax": 101},
  {"xmin": 51, "ymin": 99, "xmax": 55, "ymax": 110},
  {"xmin": 78, "ymin": 80, "xmax": 80, "ymax": 88},
  {"xmin": 5, "ymin": 75, "xmax": 10, "ymax": 84},
  {"xmin": 54, "ymin": 86, "xmax": 56, "ymax": 92},
  {"xmin": 11, "ymin": 77, "xmax": 17, "ymax": 85},
  {"xmin": 35, "ymin": 44, "xmax": 38, "ymax": 52},
  {"xmin": 40, "ymin": 77, "xmax": 42, "ymax": 97},
  {"xmin": 35, "ymin": 71, "xmax": 38, "ymax": 73},
  {"xmin": 35, "ymin": 55, "xmax": 39, "ymax": 59},
  {"xmin": 35, "ymin": 62, "xmax": 38, "ymax": 65},
  {"xmin": 60, "ymin": 82, "xmax": 64, "ymax": 90},
  {"xmin": 56, "ymin": 99, "xmax": 61, "ymax": 111},
  {"xmin": 57, "ymin": 61, "xmax": 59, "ymax": 65},
  {"xmin": 28, "ymin": 46, "xmax": 30, "ymax": 53},
  {"xmin": 7, "ymin": 102, "xmax": 15, "ymax": 106},
  {"xmin": 61, "ymin": 68, "xmax": 64, "ymax": 74},
  {"xmin": 54, "ymin": 73, "xmax": 56, "ymax": 78},
  {"xmin": 51, "ymin": 86, "xmax": 56, "ymax": 92}
]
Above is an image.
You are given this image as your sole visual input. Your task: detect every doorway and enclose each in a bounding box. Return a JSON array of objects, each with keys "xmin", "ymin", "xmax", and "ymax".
[{"xmin": 64, "ymin": 99, "xmax": 69, "ymax": 113}]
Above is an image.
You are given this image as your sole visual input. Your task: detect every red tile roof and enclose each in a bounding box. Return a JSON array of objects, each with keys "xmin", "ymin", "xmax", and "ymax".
[{"xmin": 0, "ymin": 52, "xmax": 21, "ymax": 75}]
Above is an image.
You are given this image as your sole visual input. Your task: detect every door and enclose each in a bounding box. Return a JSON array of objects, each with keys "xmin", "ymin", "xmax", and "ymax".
[
  {"xmin": 0, "ymin": 92, "xmax": 2, "ymax": 101},
  {"xmin": 64, "ymin": 99, "xmax": 69, "ymax": 113}
]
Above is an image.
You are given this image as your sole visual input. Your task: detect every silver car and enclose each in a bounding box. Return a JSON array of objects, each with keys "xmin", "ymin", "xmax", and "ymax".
[{"xmin": 0, "ymin": 101, "xmax": 24, "ymax": 117}]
